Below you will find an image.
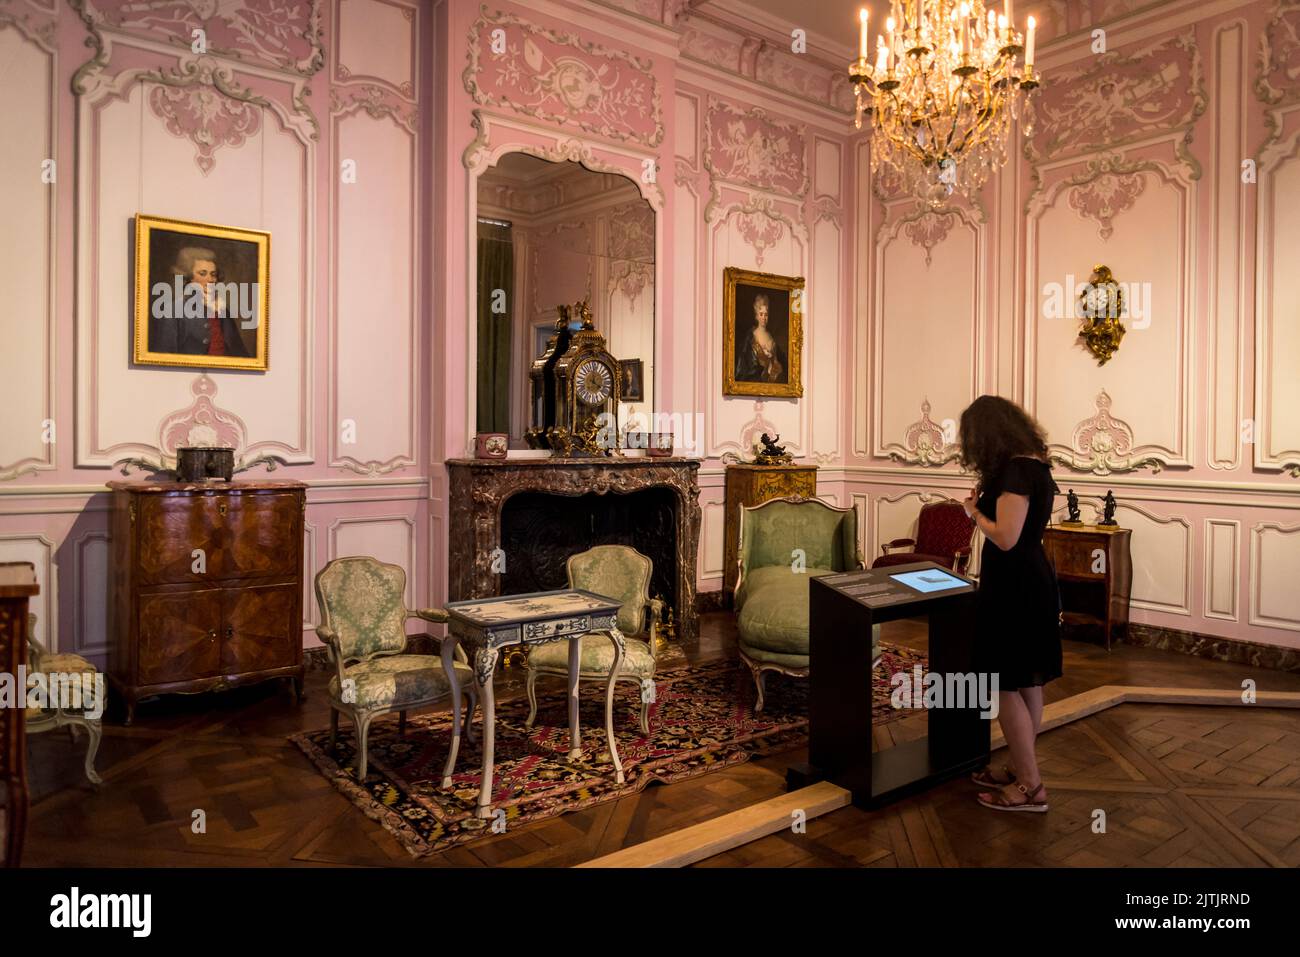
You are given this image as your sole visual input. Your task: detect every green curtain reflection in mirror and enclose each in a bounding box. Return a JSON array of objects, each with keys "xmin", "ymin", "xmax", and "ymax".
[{"xmin": 476, "ymin": 218, "xmax": 513, "ymax": 434}]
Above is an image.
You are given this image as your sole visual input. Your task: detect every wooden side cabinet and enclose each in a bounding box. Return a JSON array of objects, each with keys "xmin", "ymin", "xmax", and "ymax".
[
  {"xmin": 1043, "ymin": 524, "xmax": 1133, "ymax": 650},
  {"xmin": 108, "ymin": 480, "xmax": 306, "ymax": 723},
  {"xmin": 723, "ymin": 463, "xmax": 818, "ymax": 601}
]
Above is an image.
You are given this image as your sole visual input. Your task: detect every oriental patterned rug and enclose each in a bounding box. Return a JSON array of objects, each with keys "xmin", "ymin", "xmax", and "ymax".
[{"xmin": 290, "ymin": 645, "xmax": 927, "ymax": 857}]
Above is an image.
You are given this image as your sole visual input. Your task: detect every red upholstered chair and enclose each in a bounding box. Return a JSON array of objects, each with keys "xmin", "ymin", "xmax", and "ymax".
[{"xmin": 872, "ymin": 501, "xmax": 974, "ymax": 575}]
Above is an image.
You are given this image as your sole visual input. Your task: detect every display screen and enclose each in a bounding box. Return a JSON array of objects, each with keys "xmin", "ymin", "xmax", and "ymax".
[{"xmin": 888, "ymin": 569, "xmax": 968, "ymax": 593}]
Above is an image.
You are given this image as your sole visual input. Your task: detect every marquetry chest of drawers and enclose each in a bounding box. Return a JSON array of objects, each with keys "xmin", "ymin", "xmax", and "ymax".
[
  {"xmin": 723, "ymin": 463, "xmax": 818, "ymax": 602},
  {"xmin": 1042, "ymin": 523, "xmax": 1132, "ymax": 650},
  {"xmin": 107, "ymin": 480, "xmax": 306, "ymax": 723}
]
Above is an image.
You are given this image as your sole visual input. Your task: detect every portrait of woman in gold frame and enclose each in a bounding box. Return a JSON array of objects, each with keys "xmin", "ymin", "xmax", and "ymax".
[
  {"xmin": 722, "ymin": 267, "xmax": 803, "ymax": 398},
  {"xmin": 133, "ymin": 214, "xmax": 270, "ymax": 371}
]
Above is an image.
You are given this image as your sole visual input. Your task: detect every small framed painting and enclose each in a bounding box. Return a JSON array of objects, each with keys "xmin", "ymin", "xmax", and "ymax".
[
  {"xmin": 722, "ymin": 267, "xmax": 803, "ymax": 398},
  {"xmin": 620, "ymin": 358, "xmax": 644, "ymax": 401},
  {"xmin": 133, "ymin": 214, "xmax": 270, "ymax": 371}
]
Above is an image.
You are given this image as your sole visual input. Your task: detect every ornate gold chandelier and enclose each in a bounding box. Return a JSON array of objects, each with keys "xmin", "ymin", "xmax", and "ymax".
[{"xmin": 849, "ymin": 1, "xmax": 1041, "ymax": 206}]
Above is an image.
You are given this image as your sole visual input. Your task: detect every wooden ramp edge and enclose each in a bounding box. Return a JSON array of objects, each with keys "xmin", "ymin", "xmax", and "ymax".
[
  {"xmin": 575, "ymin": 780, "xmax": 850, "ymax": 868},
  {"xmin": 580, "ymin": 686, "xmax": 1300, "ymax": 868}
]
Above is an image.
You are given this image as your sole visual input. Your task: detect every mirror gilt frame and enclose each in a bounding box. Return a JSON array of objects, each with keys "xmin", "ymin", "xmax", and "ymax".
[{"xmin": 462, "ymin": 110, "xmax": 664, "ymax": 457}]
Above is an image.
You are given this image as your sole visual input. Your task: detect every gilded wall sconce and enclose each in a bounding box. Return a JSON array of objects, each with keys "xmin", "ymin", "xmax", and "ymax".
[{"xmin": 1077, "ymin": 265, "xmax": 1126, "ymax": 365}]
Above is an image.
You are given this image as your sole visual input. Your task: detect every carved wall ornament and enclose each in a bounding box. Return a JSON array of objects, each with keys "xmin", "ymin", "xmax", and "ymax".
[
  {"xmin": 115, "ymin": 375, "xmax": 284, "ymax": 475},
  {"xmin": 71, "ymin": 0, "xmax": 325, "ymax": 77},
  {"xmin": 329, "ymin": 84, "xmax": 419, "ymax": 133},
  {"xmin": 0, "ymin": 0, "xmax": 58, "ymax": 51},
  {"xmin": 1256, "ymin": 0, "xmax": 1300, "ymax": 107},
  {"xmin": 75, "ymin": 44, "xmax": 319, "ymax": 148},
  {"xmin": 736, "ymin": 208, "xmax": 784, "ymax": 268},
  {"xmin": 149, "ymin": 82, "xmax": 262, "ymax": 175},
  {"xmin": 1031, "ymin": 29, "xmax": 1207, "ymax": 163},
  {"xmin": 1049, "ymin": 390, "xmax": 1165, "ymax": 475},
  {"xmin": 463, "ymin": 113, "xmax": 664, "ymax": 213},
  {"xmin": 463, "ymin": 6, "xmax": 663, "ymax": 148},
  {"xmin": 888, "ymin": 398, "xmax": 961, "ymax": 467},
  {"xmin": 607, "ymin": 200, "xmax": 655, "ymax": 262},
  {"xmin": 902, "ymin": 210, "xmax": 959, "ymax": 266},
  {"xmin": 1067, "ymin": 169, "xmax": 1146, "ymax": 240},
  {"xmin": 704, "ymin": 99, "xmax": 809, "ymax": 197}
]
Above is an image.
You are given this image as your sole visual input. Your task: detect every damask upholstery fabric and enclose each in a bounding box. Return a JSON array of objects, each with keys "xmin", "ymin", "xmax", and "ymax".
[
  {"xmin": 735, "ymin": 566, "xmax": 835, "ymax": 652},
  {"xmin": 734, "ymin": 501, "xmax": 866, "ymax": 675},
  {"xmin": 915, "ymin": 501, "xmax": 974, "ymax": 557},
  {"xmin": 566, "ymin": 545, "xmax": 652, "ymax": 637},
  {"xmin": 315, "ymin": 558, "xmax": 410, "ymax": 661},
  {"xmin": 737, "ymin": 500, "xmax": 858, "ymax": 593},
  {"xmin": 525, "ymin": 635, "xmax": 655, "ymax": 677},
  {"xmin": 25, "ymin": 614, "xmax": 99, "ymax": 719},
  {"xmin": 327, "ymin": 655, "xmax": 474, "ymax": 711}
]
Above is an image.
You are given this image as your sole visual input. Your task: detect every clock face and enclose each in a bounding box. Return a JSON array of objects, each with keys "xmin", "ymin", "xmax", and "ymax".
[{"xmin": 574, "ymin": 358, "xmax": 614, "ymax": 405}]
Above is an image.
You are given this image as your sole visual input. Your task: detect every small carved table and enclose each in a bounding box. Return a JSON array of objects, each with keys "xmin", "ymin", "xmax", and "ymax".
[{"xmin": 441, "ymin": 589, "xmax": 627, "ymax": 819}]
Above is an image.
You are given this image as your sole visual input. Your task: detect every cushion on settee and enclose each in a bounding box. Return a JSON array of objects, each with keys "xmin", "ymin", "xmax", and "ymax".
[
  {"xmin": 737, "ymin": 565, "xmax": 884, "ymax": 665},
  {"xmin": 735, "ymin": 566, "xmax": 835, "ymax": 656}
]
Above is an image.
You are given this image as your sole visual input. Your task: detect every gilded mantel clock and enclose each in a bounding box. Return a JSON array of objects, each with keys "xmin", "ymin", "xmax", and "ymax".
[
  {"xmin": 548, "ymin": 300, "xmax": 621, "ymax": 457},
  {"xmin": 524, "ymin": 304, "xmax": 574, "ymax": 450}
]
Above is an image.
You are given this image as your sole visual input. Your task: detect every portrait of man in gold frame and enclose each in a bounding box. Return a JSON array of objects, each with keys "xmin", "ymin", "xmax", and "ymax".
[
  {"xmin": 133, "ymin": 214, "xmax": 270, "ymax": 371},
  {"xmin": 723, "ymin": 267, "xmax": 804, "ymax": 398}
]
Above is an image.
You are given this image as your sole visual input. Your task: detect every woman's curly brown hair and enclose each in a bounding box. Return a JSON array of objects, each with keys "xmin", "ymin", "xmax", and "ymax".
[{"xmin": 958, "ymin": 395, "xmax": 1049, "ymax": 483}]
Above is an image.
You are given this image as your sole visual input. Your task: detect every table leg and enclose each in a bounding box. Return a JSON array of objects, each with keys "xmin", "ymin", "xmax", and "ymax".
[
  {"xmin": 440, "ymin": 635, "xmax": 463, "ymax": 789},
  {"xmin": 567, "ymin": 635, "xmax": 583, "ymax": 760},
  {"xmin": 604, "ymin": 627, "xmax": 626, "ymax": 785},
  {"xmin": 474, "ymin": 647, "xmax": 499, "ymax": 819}
]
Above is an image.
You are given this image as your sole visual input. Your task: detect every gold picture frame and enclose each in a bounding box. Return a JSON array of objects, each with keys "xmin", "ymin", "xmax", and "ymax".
[
  {"xmin": 723, "ymin": 267, "xmax": 803, "ymax": 398},
  {"xmin": 133, "ymin": 214, "xmax": 270, "ymax": 371}
]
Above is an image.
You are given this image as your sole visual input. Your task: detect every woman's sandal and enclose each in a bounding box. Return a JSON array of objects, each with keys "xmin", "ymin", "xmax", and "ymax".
[
  {"xmin": 977, "ymin": 781, "xmax": 1049, "ymax": 813},
  {"xmin": 971, "ymin": 764, "xmax": 1016, "ymax": 788}
]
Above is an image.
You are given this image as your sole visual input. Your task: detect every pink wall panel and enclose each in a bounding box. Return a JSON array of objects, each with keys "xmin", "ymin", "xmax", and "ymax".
[
  {"xmin": 846, "ymin": 0, "xmax": 1300, "ymax": 651},
  {"xmin": 0, "ymin": 0, "xmax": 429, "ymax": 661}
]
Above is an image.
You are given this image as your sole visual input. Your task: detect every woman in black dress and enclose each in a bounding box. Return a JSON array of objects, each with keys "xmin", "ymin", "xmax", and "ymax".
[{"xmin": 958, "ymin": 395, "xmax": 1062, "ymax": 813}]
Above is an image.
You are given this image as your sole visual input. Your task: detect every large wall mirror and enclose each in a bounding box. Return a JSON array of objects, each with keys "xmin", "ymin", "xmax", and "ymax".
[{"xmin": 476, "ymin": 152, "xmax": 655, "ymax": 449}]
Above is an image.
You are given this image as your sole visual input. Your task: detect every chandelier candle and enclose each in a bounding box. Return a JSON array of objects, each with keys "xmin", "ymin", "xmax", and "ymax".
[{"xmin": 847, "ymin": 0, "xmax": 1042, "ymax": 206}]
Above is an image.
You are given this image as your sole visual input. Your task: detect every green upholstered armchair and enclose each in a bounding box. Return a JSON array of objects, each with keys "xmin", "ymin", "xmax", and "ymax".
[
  {"xmin": 25, "ymin": 614, "xmax": 103, "ymax": 785},
  {"xmin": 314, "ymin": 557, "xmax": 477, "ymax": 780},
  {"xmin": 525, "ymin": 545, "xmax": 663, "ymax": 736},
  {"xmin": 735, "ymin": 497, "xmax": 875, "ymax": 712}
]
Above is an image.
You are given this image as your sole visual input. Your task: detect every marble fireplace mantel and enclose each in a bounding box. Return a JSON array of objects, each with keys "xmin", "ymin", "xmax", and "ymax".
[{"xmin": 445, "ymin": 457, "xmax": 703, "ymax": 644}]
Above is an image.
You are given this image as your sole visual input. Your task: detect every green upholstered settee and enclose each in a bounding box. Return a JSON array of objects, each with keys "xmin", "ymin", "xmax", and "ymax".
[{"xmin": 734, "ymin": 497, "xmax": 876, "ymax": 712}]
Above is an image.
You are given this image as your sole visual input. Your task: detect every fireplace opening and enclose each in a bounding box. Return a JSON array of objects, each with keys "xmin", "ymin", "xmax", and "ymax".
[{"xmin": 499, "ymin": 487, "xmax": 679, "ymax": 616}]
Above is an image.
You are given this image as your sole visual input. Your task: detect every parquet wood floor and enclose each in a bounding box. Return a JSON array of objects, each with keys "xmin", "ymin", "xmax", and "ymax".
[{"xmin": 18, "ymin": 615, "xmax": 1300, "ymax": 867}]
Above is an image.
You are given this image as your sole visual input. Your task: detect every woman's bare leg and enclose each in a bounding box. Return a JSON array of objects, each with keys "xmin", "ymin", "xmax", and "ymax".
[
  {"xmin": 1020, "ymin": 684, "xmax": 1044, "ymax": 735},
  {"xmin": 980, "ymin": 689, "xmax": 1046, "ymax": 804}
]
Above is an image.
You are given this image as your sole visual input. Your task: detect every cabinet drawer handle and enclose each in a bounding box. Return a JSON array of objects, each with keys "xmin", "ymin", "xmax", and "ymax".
[
  {"xmin": 225, "ymin": 625, "xmax": 234, "ymax": 640},
  {"xmin": 207, "ymin": 629, "xmax": 217, "ymax": 642},
  {"xmin": 218, "ymin": 503, "xmax": 228, "ymax": 516}
]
